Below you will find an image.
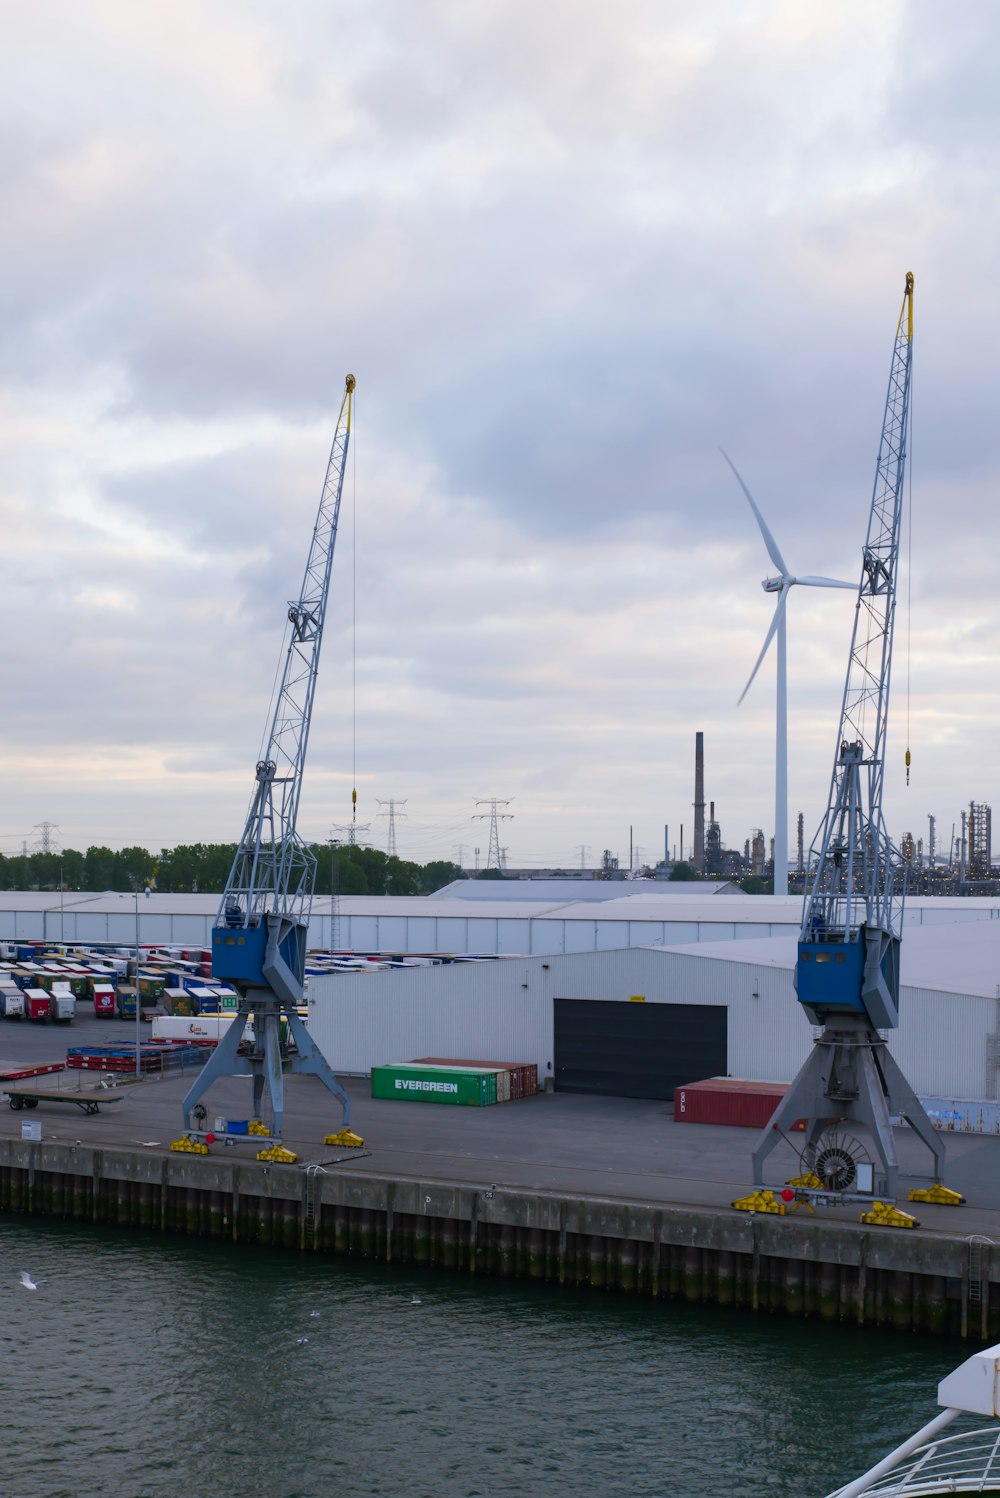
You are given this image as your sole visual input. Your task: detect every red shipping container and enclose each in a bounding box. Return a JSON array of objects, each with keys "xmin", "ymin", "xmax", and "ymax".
[
  {"xmin": 674, "ymin": 1077, "xmax": 804, "ymax": 1130},
  {"xmin": 413, "ymin": 1057, "xmax": 538, "ymax": 1097}
]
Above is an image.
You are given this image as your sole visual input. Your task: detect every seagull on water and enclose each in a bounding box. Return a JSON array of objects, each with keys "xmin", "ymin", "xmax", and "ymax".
[
  {"xmin": 410, "ymin": 1294, "xmax": 422, "ymax": 1305},
  {"xmin": 19, "ymin": 1271, "xmax": 37, "ymax": 1290}
]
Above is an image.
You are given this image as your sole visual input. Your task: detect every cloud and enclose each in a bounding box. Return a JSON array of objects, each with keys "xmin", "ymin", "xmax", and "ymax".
[{"xmin": 0, "ymin": 1, "xmax": 997, "ymax": 871}]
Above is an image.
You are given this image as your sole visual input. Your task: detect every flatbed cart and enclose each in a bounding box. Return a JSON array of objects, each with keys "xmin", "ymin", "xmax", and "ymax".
[
  {"xmin": 0, "ymin": 1062, "xmax": 65, "ymax": 1083},
  {"xmin": 5, "ymin": 1084, "xmax": 124, "ymax": 1116}
]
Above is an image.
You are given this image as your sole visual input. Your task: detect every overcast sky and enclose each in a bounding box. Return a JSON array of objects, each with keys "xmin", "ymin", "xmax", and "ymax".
[{"xmin": 1, "ymin": 1, "xmax": 997, "ymax": 871}]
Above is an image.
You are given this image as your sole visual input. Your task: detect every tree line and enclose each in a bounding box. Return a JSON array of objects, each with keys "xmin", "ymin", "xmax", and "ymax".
[{"xmin": 0, "ymin": 844, "xmax": 466, "ymax": 898}]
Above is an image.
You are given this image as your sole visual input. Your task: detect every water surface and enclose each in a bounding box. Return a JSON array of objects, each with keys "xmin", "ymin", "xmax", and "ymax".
[{"xmin": 0, "ymin": 1218, "xmax": 965, "ymax": 1497}]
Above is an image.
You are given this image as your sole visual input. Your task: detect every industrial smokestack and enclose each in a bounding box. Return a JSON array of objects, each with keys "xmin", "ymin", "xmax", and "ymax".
[{"xmin": 693, "ymin": 732, "xmax": 706, "ymax": 873}]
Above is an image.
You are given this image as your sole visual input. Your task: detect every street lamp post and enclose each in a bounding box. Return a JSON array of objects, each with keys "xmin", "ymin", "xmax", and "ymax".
[
  {"xmin": 134, "ymin": 889, "xmax": 141, "ymax": 1080},
  {"xmin": 124, "ymin": 887, "xmax": 150, "ymax": 1081}
]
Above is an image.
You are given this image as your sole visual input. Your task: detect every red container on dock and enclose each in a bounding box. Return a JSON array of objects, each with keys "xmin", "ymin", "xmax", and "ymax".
[{"xmin": 674, "ymin": 1077, "xmax": 797, "ymax": 1129}]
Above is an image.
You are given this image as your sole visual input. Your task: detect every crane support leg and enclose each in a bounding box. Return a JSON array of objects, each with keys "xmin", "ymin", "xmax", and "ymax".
[
  {"xmin": 254, "ymin": 1008, "xmax": 285, "ymax": 1132},
  {"xmin": 182, "ymin": 1012, "xmax": 251, "ymax": 1132},
  {"xmin": 752, "ymin": 1019, "xmax": 945, "ymax": 1197},
  {"xmin": 180, "ymin": 1000, "xmax": 352, "ymax": 1142},
  {"xmin": 284, "ymin": 1009, "xmax": 352, "ymax": 1126},
  {"xmin": 752, "ymin": 1042, "xmax": 831, "ymax": 1183},
  {"xmin": 877, "ymin": 1043, "xmax": 946, "ymax": 1181}
]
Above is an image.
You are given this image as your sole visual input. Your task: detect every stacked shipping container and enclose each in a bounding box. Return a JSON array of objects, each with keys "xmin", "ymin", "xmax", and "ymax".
[{"xmin": 372, "ymin": 1058, "xmax": 538, "ymax": 1107}]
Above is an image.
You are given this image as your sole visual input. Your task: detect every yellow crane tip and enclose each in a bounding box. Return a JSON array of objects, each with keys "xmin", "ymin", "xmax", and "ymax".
[{"xmin": 345, "ymin": 374, "xmax": 356, "ymax": 392}]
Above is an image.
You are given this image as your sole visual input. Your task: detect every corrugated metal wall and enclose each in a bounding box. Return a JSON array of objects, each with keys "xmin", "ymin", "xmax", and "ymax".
[
  {"xmin": 0, "ymin": 908, "xmax": 214, "ymax": 945},
  {"xmin": 307, "ymin": 961, "xmax": 552, "ymax": 1077},
  {"xmin": 309, "ymin": 911, "xmax": 802, "ymax": 955}
]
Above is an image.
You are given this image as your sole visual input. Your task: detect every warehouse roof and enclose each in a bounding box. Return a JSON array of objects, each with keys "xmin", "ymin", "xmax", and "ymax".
[
  {"xmin": 3, "ymin": 889, "xmax": 1000, "ymax": 930},
  {"xmin": 657, "ymin": 920, "xmax": 1000, "ymax": 999},
  {"xmin": 432, "ymin": 878, "xmax": 741, "ymax": 901}
]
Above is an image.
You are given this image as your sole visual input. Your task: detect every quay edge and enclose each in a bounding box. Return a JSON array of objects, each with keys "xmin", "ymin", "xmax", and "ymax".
[{"xmin": 0, "ymin": 1137, "xmax": 993, "ymax": 1339}]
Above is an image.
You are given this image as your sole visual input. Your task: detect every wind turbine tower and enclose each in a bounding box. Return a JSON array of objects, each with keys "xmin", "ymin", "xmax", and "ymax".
[{"xmin": 722, "ymin": 453, "xmax": 855, "ymax": 896}]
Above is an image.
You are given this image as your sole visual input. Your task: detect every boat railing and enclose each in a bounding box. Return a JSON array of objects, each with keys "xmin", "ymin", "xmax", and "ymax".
[{"xmin": 827, "ymin": 1422, "xmax": 1000, "ymax": 1496}]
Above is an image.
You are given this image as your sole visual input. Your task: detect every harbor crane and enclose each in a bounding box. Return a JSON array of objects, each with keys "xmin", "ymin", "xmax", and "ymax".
[
  {"xmin": 177, "ymin": 376, "xmax": 361, "ymax": 1156},
  {"xmin": 737, "ymin": 275, "xmax": 962, "ymax": 1223}
]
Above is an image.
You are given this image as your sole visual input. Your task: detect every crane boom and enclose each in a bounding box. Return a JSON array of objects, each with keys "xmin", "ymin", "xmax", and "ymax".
[
  {"xmin": 218, "ymin": 373, "xmax": 354, "ymax": 941},
  {"xmin": 178, "ymin": 376, "xmax": 361, "ymax": 1152},
  {"xmin": 797, "ymin": 274, "xmax": 912, "ymax": 1031}
]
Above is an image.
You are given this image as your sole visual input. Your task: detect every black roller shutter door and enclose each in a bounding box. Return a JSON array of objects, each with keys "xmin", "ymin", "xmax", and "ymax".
[{"xmin": 554, "ymin": 997, "xmax": 727, "ymax": 1100}]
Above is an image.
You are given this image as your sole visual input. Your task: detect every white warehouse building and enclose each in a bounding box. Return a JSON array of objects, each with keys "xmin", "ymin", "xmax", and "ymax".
[{"xmin": 306, "ymin": 919, "xmax": 1000, "ymax": 1106}]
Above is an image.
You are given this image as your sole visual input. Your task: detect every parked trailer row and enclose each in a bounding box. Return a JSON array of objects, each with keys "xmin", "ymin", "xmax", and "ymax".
[{"xmin": 0, "ymin": 944, "xmax": 238, "ymax": 1022}]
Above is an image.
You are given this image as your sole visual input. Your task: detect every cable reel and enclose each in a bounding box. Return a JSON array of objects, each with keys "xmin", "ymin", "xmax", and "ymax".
[{"xmin": 807, "ymin": 1130, "xmax": 873, "ymax": 1193}]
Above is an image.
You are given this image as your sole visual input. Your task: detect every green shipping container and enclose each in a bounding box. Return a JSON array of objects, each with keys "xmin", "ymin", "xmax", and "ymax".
[
  {"xmin": 390, "ymin": 1062, "xmax": 499, "ymax": 1106},
  {"xmin": 371, "ymin": 1064, "xmax": 497, "ymax": 1106}
]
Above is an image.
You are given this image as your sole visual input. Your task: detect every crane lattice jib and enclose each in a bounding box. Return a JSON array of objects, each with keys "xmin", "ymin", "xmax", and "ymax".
[
  {"xmin": 217, "ymin": 375, "xmax": 355, "ymax": 935},
  {"xmin": 801, "ymin": 276, "xmax": 913, "ymax": 953}
]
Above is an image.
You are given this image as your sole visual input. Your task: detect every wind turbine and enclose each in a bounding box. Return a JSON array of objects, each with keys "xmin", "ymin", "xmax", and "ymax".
[{"xmin": 722, "ymin": 451, "xmax": 855, "ymax": 896}]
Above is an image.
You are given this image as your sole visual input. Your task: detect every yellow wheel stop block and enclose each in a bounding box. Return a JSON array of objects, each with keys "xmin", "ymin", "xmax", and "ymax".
[
  {"xmin": 733, "ymin": 1189, "xmax": 786, "ymax": 1215},
  {"xmin": 908, "ymin": 1183, "xmax": 965, "ymax": 1206},
  {"xmin": 860, "ymin": 1200, "xmax": 919, "ymax": 1229},
  {"xmin": 256, "ymin": 1144, "xmax": 297, "ymax": 1164},
  {"xmin": 170, "ymin": 1135, "xmax": 209, "ymax": 1155}
]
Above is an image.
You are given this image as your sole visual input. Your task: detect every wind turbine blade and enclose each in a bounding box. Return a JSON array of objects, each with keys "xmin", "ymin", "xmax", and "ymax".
[
  {"xmin": 738, "ymin": 587, "xmax": 788, "ymax": 705},
  {"xmin": 720, "ymin": 448, "xmax": 788, "ymax": 577},
  {"xmin": 794, "ymin": 575, "xmax": 856, "ymax": 590}
]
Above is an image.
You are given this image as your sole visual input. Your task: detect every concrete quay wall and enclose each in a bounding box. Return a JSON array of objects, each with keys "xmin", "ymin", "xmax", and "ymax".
[{"xmin": 0, "ymin": 1138, "xmax": 992, "ymax": 1340}]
